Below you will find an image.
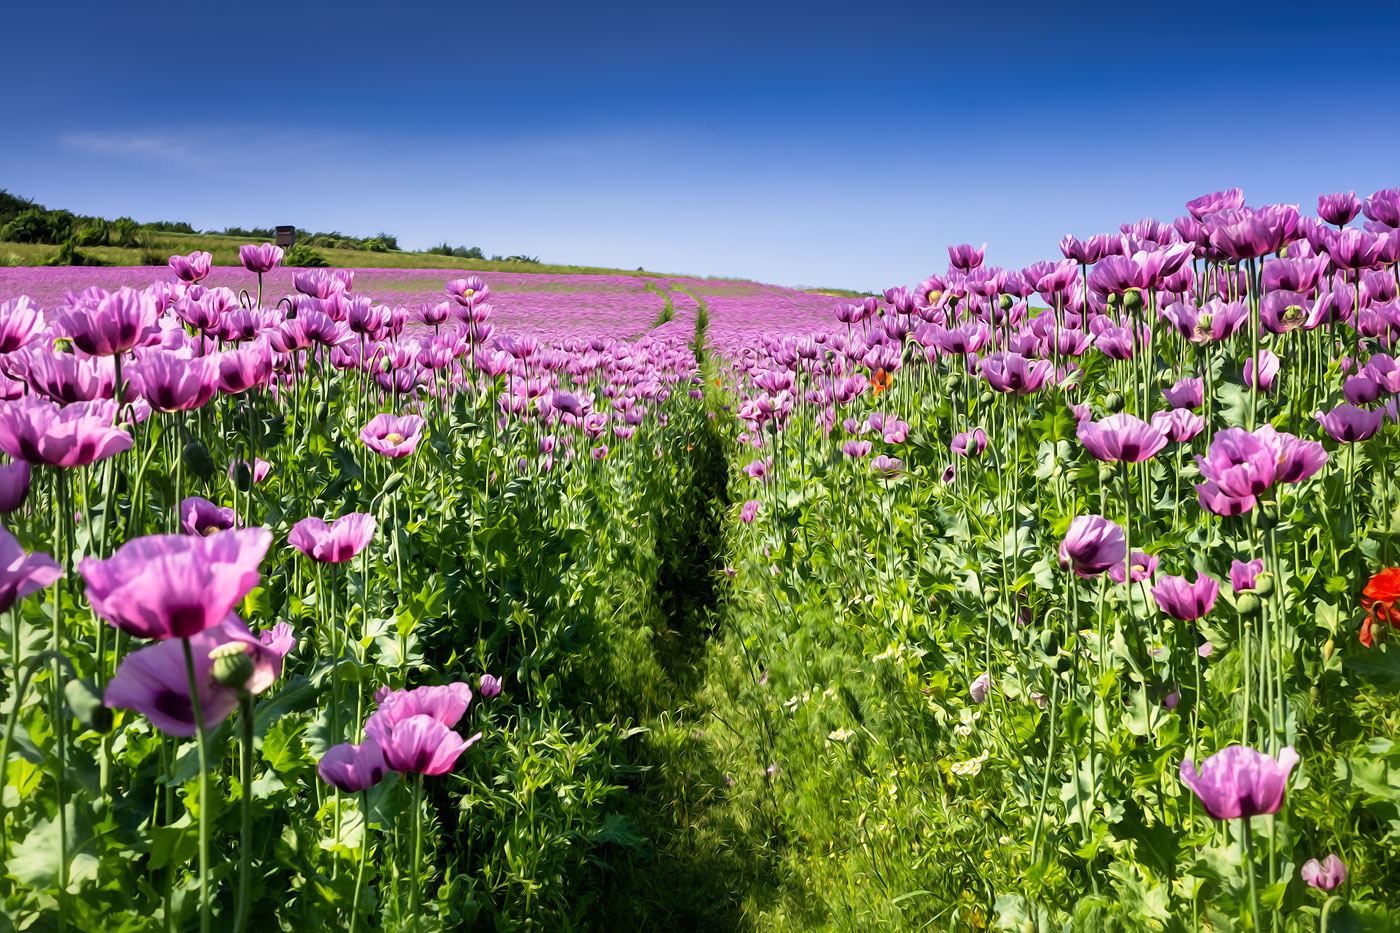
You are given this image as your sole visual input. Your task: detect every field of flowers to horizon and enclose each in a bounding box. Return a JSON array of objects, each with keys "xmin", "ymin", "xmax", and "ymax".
[{"xmin": 0, "ymin": 186, "xmax": 1399, "ymax": 932}]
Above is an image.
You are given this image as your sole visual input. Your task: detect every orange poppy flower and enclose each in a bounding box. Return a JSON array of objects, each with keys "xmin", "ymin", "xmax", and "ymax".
[
  {"xmin": 872, "ymin": 369, "xmax": 892, "ymax": 396},
  {"xmin": 1360, "ymin": 567, "xmax": 1400, "ymax": 646}
]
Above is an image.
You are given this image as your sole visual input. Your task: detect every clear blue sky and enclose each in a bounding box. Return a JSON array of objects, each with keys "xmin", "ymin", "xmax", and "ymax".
[{"xmin": 3, "ymin": 0, "xmax": 1397, "ymax": 290}]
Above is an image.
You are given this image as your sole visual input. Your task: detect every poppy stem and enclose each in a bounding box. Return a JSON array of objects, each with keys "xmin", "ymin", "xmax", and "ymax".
[
  {"xmin": 350, "ymin": 789, "xmax": 369, "ymax": 931},
  {"xmin": 233, "ymin": 693, "xmax": 254, "ymax": 933},
  {"xmin": 410, "ymin": 772, "xmax": 423, "ymax": 920},
  {"xmin": 1241, "ymin": 817, "xmax": 1262, "ymax": 931},
  {"xmin": 180, "ymin": 638, "xmax": 212, "ymax": 933}
]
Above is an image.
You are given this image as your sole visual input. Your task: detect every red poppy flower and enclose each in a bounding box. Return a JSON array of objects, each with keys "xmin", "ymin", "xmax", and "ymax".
[{"xmin": 1360, "ymin": 567, "xmax": 1400, "ymax": 646}]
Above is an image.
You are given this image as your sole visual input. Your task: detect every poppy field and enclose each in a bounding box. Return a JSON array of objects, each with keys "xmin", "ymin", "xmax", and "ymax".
[{"xmin": 0, "ymin": 186, "xmax": 1399, "ymax": 932}]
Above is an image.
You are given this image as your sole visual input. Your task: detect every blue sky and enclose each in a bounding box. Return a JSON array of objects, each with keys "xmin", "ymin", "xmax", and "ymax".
[{"xmin": 3, "ymin": 0, "xmax": 1397, "ymax": 290}]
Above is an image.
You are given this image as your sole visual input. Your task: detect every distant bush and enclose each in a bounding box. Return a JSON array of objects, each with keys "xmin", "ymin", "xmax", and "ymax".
[
  {"xmin": 45, "ymin": 236, "xmax": 108, "ymax": 267},
  {"xmin": 214, "ymin": 225, "xmax": 276, "ymax": 239},
  {"xmin": 427, "ymin": 243, "xmax": 486, "ymax": 259},
  {"xmin": 75, "ymin": 218, "xmax": 110, "ymax": 247},
  {"xmin": 1, "ymin": 208, "xmax": 76, "ymax": 244},
  {"xmin": 142, "ymin": 220, "xmax": 197, "ymax": 234},
  {"xmin": 113, "ymin": 217, "xmax": 140, "ymax": 248},
  {"xmin": 506, "ymin": 254, "xmax": 541, "ymax": 264},
  {"xmin": 284, "ymin": 243, "xmax": 329, "ymax": 267}
]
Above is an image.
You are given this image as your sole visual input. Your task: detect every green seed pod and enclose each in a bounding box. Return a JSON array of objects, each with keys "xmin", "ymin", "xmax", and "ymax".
[
  {"xmin": 210, "ymin": 643, "xmax": 255, "ymax": 690},
  {"xmin": 1039, "ymin": 630, "xmax": 1060, "ymax": 656},
  {"xmin": 64, "ymin": 677, "xmax": 113, "ymax": 734},
  {"xmin": 1054, "ymin": 653, "xmax": 1073, "ymax": 674},
  {"xmin": 998, "ymin": 294, "xmax": 1014, "ymax": 311},
  {"xmin": 381, "ymin": 472, "xmax": 407, "ymax": 497},
  {"xmin": 1253, "ymin": 573, "xmax": 1275, "ymax": 598},
  {"xmin": 1123, "ymin": 290, "xmax": 1144, "ymax": 312},
  {"xmin": 182, "ymin": 441, "xmax": 217, "ymax": 483},
  {"xmin": 1236, "ymin": 592, "xmax": 1262, "ymax": 616},
  {"xmin": 314, "ymin": 401, "xmax": 330, "ymax": 423},
  {"xmin": 1104, "ymin": 392, "xmax": 1124, "ymax": 412},
  {"xmin": 1106, "ymin": 292, "xmax": 1120, "ymax": 308}
]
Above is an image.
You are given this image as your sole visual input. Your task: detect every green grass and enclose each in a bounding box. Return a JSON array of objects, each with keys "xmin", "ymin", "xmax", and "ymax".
[{"xmin": 0, "ymin": 231, "xmax": 683, "ymax": 278}]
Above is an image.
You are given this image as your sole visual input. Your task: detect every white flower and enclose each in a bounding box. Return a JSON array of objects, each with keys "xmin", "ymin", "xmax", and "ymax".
[{"xmin": 828, "ymin": 728, "xmax": 854, "ymax": 742}]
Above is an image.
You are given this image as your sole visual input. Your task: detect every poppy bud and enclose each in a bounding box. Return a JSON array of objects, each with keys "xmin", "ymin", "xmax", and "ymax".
[
  {"xmin": 1054, "ymin": 654, "xmax": 1073, "ymax": 673},
  {"xmin": 998, "ymin": 295, "xmax": 1014, "ymax": 311},
  {"xmin": 945, "ymin": 372, "xmax": 963, "ymax": 391},
  {"xmin": 1104, "ymin": 392, "xmax": 1124, "ymax": 412},
  {"xmin": 1236, "ymin": 592, "xmax": 1262, "ymax": 616},
  {"xmin": 381, "ymin": 472, "xmax": 407, "ymax": 497},
  {"xmin": 210, "ymin": 642, "xmax": 255, "ymax": 690},
  {"xmin": 183, "ymin": 441, "xmax": 217, "ymax": 483},
  {"xmin": 315, "ymin": 401, "xmax": 330, "ymax": 423},
  {"xmin": 1098, "ymin": 464, "xmax": 1114, "ymax": 482},
  {"xmin": 1255, "ymin": 503, "xmax": 1279, "ymax": 529},
  {"xmin": 230, "ymin": 461, "xmax": 254, "ymax": 491},
  {"xmin": 1039, "ymin": 630, "xmax": 1060, "ymax": 656},
  {"xmin": 978, "ymin": 391, "xmax": 994, "ymax": 406},
  {"xmin": 64, "ymin": 677, "xmax": 113, "ymax": 734},
  {"xmin": 1106, "ymin": 293, "xmax": 1120, "ymax": 308},
  {"xmin": 1124, "ymin": 290, "xmax": 1144, "ymax": 312},
  {"xmin": 1253, "ymin": 573, "xmax": 1275, "ymax": 598}
]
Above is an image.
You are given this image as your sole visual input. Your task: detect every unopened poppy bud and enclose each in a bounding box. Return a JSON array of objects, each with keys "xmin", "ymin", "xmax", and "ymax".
[
  {"xmin": 52, "ymin": 336, "xmax": 75, "ymax": 354},
  {"xmin": 210, "ymin": 642, "xmax": 255, "ymax": 689},
  {"xmin": 1039, "ymin": 630, "xmax": 1060, "ymax": 656},
  {"xmin": 314, "ymin": 401, "xmax": 330, "ymax": 422},
  {"xmin": 1236, "ymin": 592, "xmax": 1262, "ymax": 616},
  {"xmin": 1255, "ymin": 503, "xmax": 1279, "ymax": 529},
  {"xmin": 978, "ymin": 391, "xmax": 994, "ymax": 406},
  {"xmin": 1253, "ymin": 572, "xmax": 1275, "ymax": 598},
  {"xmin": 183, "ymin": 441, "xmax": 217, "ymax": 483},
  {"xmin": 998, "ymin": 294, "xmax": 1014, "ymax": 311},
  {"xmin": 1104, "ymin": 392, "xmax": 1124, "ymax": 412},
  {"xmin": 381, "ymin": 472, "xmax": 406, "ymax": 496},
  {"xmin": 1106, "ymin": 292, "xmax": 1120, "ymax": 308},
  {"xmin": 1098, "ymin": 464, "xmax": 1114, "ymax": 482}
]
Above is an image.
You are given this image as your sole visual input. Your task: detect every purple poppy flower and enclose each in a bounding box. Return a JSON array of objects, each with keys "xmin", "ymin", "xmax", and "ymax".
[
  {"xmin": 1163, "ymin": 377, "xmax": 1204, "ymax": 411},
  {"xmin": 969, "ymin": 672, "xmax": 991, "ymax": 704},
  {"xmin": 1162, "ymin": 299, "xmax": 1250, "ymax": 344},
  {"xmin": 871, "ymin": 455, "xmax": 902, "ymax": 476},
  {"xmin": 1245, "ymin": 351, "xmax": 1280, "ymax": 392},
  {"xmin": 740, "ymin": 500, "xmax": 760, "ymax": 523},
  {"xmin": 104, "ymin": 613, "xmax": 293, "ymax": 736},
  {"xmin": 445, "ymin": 276, "xmax": 489, "ymax": 307},
  {"xmin": 181, "ymin": 496, "xmax": 236, "ymax": 537},
  {"xmin": 0, "ymin": 461, "xmax": 31, "ymax": 513},
  {"xmin": 743, "ymin": 458, "xmax": 771, "ymax": 483},
  {"xmin": 981, "ymin": 352, "xmax": 1053, "ymax": 395},
  {"xmin": 366, "ymin": 683, "xmax": 482, "ymax": 775},
  {"xmin": 1186, "ymin": 188, "xmax": 1245, "ymax": 222},
  {"xmin": 80, "ymin": 528, "xmax": 272, "ymax": 640},
  {"xmin": 1316, "ymin": 404, "xmax": 1385, "ymax": 443},
  {"xmin": 0, "ymin": 527, "xmax": 62, "ymax": 614},
  {"xmin": 1343, "ymin": 374, "xmax": 1384, "ymax": 406},
  {"xmin": 1179, "ymin": 745, "xmax": 1298, "ymax": 820},
  {"xmin": 55, "ymin": 287, "xmax": 159, "ymax": 357},
  {"xmin": 168, "ymin": 251, "xmax": 212, "ymax": 284},
  {"xmin": 1196, "ymin": 481, "xmax": 1256, "ymax": 516},
  {"xmin": 130, "ymin": 353, "xmax": 218, "ymax": 412},
  {"xmin": 1252, "ymin": 425, "xmax": 1328, "ymax": 483},
  {"xmin": 317, "ymin": 740, "xmax": 388, "ymax": 792},
  {"xmin": 238, "ymin": 243, "xmax": 284, "ymax": 274},
  {"xmin": 0, "ymin": 398, "xmax": 132, "ymax": 468},
  {"xmin": 947, "ymin": 243, "xmax": 986, "ymax": 273},
  {"xmin": 1363, "ymin": 188, "xmax": 1400, "ymax": 227},
  {"xmin": 1300, "ymin": 855, "xmax": 1347, "ymax": 891},
  {"xmin": 842, "ymin": 439, "xmax": 872, "ymax": 459},
  {"xmin": 1328, "ymin": 228, "xmax": 1385, "ymax": 271},
  {"xmin": 1230, "ymin": 559, "xmax": 1264, "ymax": 593},
  {"xmin": 217, "ymin": 340, "xmax": 274, "ymax": 395},
  {"xmin": 1109, "ymin": 551, "xmax": 1159, "ymax": 585},
  {"xmin": 1196, "ymin": 428, "xmax": 1277, "ymax": 499},
  {"xmin": 1150, "ymin": 408, "xmax": 1204, "ymax": 443},
  {"xmin": 1318, "ymin": 192, "xmax": 1362, "ymax": 227},
  {"xmin": 1077, "ymin": 413, "xmax": 1168, "ymax": 463},
  {"xmin": 360, "ymin": 413, "xmax": 426, "ymax": 458},
  {"xmin": 288, "ymin": 512, "xmax": 376, "ymax": 563},
  {"xmin": 1058, "ymin": 515, "xmax": 1127, "ymax": 578},
  {"xmin": 1151, "ymin": 573, "xmax": 1220, "ymax": 621},
  {"xmin": 478, "ymin": 674, "xmax": 502, "ymax": 698},
  {"xmin": 0, "ymin": 297, "xmax": 46, "ymax": 354},
  {"xmin": 1198, "ymin": 642, "xmax": 1214, "ymax": 658}
]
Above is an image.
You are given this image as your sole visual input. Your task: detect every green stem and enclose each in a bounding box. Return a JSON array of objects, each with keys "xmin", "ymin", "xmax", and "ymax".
[
  {"xmin": 233, "ymin": 693, "xmax": 254, "ymax": 933},
  {"xmin": 181, "ymin": 639, "xmax": 212, "ymax": 933}
]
